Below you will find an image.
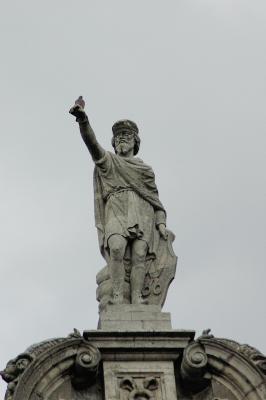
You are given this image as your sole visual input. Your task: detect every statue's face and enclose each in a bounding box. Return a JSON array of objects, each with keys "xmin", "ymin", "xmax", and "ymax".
[
  {"xmin": 16, "ymin": 358, "xmax": 30, "ymax": 371},
  {"xmin": 114, "ymin": 130, "xmax": 135, "ymax": 156}
]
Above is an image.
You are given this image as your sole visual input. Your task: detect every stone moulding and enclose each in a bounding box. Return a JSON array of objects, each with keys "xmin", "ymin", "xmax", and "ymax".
[
  {"xmin": 1, "ymin": 331, "xmax": 101, "ymax": 400},
  {"xmin": 1, "ymin": 329, "xmax": 266, "ymax": 400},
  {"xmin": 208, "ymin": 338, "xmax": 266, "ymax": 377},
  {"xmin": 179, "ymin": 333, "xmax": 266, "ymax": 399},
  {"xmin": 0, "ymin": 336, "xmax": 69, "ymax": 400}
]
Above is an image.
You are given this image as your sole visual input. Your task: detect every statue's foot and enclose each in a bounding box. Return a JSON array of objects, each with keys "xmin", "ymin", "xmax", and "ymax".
[
  {"xmin": 131, "ymin": 292, "xmax": 148, "ymax": 305},
  {"xmin": 111, "ymin": 293, "xmax": 124, "ymax": 305}
]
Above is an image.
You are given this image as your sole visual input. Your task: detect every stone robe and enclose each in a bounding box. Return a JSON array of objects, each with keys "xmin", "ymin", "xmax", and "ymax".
[{"xmin": 93, "ymin": 151, "xmax": 166, "ymax": 260}]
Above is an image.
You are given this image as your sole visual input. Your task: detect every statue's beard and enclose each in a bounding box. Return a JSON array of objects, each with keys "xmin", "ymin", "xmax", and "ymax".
[{"xmin": 116, "ymin": 141, "xmax": 133, "ymax": 155}]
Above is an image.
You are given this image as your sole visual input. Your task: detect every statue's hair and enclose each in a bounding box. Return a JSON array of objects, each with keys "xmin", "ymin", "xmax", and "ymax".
[{"xmin": 111, "ymin": 132, "xmax": 140, "ymax": 155}]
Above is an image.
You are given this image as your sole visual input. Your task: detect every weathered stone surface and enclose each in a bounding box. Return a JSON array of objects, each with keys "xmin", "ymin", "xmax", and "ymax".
[
  {"xmin": 1, "ymin": 101, "xmax": 266, "ymax": 400},
  {"xmin": 0, "ymin": 330, "xmax": 102, "ymax": 400},
  {"xmin": 96, "ymin": 231, "xmax": 177, "ymax": 312},
  {"xmin": 70, "ymin": 99, "xmax": 177, "ymax": 307},
  {"xmin": 1, "ymin": 328, "xmax": 266, "ymax": 399},
  {"xmin": 98, "ymin": 304, "xmax": 172, "ymax": 331},
  {"xmin": 104, "ymin": 361, "xmax": 177, "ymax": 400},
  {"xmin": 83, "ymin": 329, "xmax": 195, "ymax": 355},
  {"xmin": 207, "ymin": 337, "xmax": 266, "ymax": 378},
  {"xmin": 178, "ymin": 331, "xmax": 266, "ymax": 399},
  {"xmin": 181, "ymin": 340, "xmax": 209, "ymax": 392},
  {"xmin": 0, "ymin": 333, "xmax": 76, "ymax": 400},
  {"xmin": 101, "ymin": 304, "xmax": 161, "ymax": 312}
]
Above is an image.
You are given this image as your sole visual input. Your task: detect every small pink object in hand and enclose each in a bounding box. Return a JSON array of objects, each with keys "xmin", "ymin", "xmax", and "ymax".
[{"xmin": 75, "ymin": 96, "xmax": 85, "ymax": 109}]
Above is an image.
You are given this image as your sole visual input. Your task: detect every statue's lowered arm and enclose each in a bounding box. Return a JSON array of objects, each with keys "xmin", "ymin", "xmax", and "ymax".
[{"xmin": 69, "ymin": 97, "xmax": 105, "ymax": 162}]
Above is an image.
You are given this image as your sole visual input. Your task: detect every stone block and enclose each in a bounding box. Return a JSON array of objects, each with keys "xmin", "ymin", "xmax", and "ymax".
[
  {"xmin": 100, "ymin": 311, "xmax": 132, "ymax": 321},
  {"xmin": 130, "ymin": 311, "xmax": 171, "ymax": 321},
  {"xmin": 103, "ymin": 360, "xmax": 177, "ymax": 400},
  {"xmin": 98, "ymin": 304, "xmax": 172, "ymax": 331},
  {"xmin": 104, "ymin": 304, "xmax": 161, "ymax": 313},
  {"xmin": 100, "ymin": 320, "xmax": 144, "ymax": 331},
  {"xmin": 142, "ymin": 320, "xmax": 172, "ymax": 330}
]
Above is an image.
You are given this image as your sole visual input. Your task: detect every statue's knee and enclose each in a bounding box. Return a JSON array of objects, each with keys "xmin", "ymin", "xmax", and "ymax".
[
  {"xmin": 110, "ymin": 247, "xmax": 123, "ymax": 260},
  {"xmin": 132, "ymin": 241, "xmax": 147, "ymax": 263},
  {"xmin": 109, "ymin": 237, "xmax": 125, "ymax": 261}
]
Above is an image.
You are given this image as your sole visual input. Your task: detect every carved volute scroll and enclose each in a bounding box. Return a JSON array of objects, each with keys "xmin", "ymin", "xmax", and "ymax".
[
  {"xmin": 72, "ymin": 343, "xmax": 101, "ymax": 390},
  {"xmin": 1, "ymin": 330, "xmax": 102, "ymax": 400},
  {"xmin": 180, "ymin": 331, "xmax": 266, "ymax": 400},
  {"xmin": 180, "ymin": 341, "xmax": 210, "ymax": 393},
  {"xmin": 181, "ymin": 341, "xmax": 208, "ymax": 379}
]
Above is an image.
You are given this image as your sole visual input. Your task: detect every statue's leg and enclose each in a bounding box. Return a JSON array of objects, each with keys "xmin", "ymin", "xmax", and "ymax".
[
  {"xmin": 131, "ymin": 239, "xmax": 148, "ymax": 304},
  {"xmin": 108, "ymin": 234, "xmax": 127, "ymax": 304}
]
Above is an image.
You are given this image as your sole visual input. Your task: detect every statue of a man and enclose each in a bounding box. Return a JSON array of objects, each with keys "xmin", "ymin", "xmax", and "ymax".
[{"xmin": 70, "ymin": 97, "xmax": 168, "ymax": 305}]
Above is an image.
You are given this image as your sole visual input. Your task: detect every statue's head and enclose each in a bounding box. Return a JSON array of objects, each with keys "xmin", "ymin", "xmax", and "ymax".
[
  {"xmin": 111, "ymin": 119, "xmax": 140, "ymax": 156},
  {"xmin": 0, "ymin": 354, "xmax": 32, "ymax": 383}
]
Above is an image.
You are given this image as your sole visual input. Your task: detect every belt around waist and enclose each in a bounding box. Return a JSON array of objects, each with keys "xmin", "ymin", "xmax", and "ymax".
[{"xmin": 105, "ymin": 187, "xmax": 133, "ymax": 201}]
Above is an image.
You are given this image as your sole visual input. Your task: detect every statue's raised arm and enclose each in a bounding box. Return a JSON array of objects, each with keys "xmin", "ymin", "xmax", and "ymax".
[{"xmin": 69, "ymin": 97, "xmax": 105, "ymax": 161}]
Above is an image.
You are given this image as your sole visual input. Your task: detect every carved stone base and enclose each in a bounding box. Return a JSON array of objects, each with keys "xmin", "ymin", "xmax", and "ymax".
[
  {"xmin": 98, "ymin": 304, "xmax": 172, "ymax": 331},
  {"xmin": 84, "ymin": 329, "xmax": 194, "ymax": 400},
  {"xmin": 104, "ymin": 361, "xmax": 176, "ymax": 400},
  {"xmin": 1, "ymin": 327, "xmax": 266, "ymax": 400}
]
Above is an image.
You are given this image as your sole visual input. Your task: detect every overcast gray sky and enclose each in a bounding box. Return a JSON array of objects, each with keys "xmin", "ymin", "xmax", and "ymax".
[{"xmin": 1, "ymin": 1, "xmax": 266, "ymax": 397}]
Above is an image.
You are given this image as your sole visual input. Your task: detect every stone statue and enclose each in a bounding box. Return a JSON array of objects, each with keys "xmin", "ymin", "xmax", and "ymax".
[{"xmin": 69, "ymin": 97, "xmax": 176, "ymax": 307}]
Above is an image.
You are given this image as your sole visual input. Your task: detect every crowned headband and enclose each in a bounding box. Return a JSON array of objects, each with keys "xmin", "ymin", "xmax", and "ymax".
[{"xmin": 112, "ymin": 119, "xmax": 139, "ymax": 135}]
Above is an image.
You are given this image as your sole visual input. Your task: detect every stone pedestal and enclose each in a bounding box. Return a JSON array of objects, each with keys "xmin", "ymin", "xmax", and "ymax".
[
  {"xmin": 84, "ymin": 328, "xmax": 194, "ymax": 400},
  {"xmin": 98, "ymin": 304, "xmax": 172, "ymax": 331},
  {"xmin": 1, "ymin": 313, "xmax": 266, "ymax": 399}
]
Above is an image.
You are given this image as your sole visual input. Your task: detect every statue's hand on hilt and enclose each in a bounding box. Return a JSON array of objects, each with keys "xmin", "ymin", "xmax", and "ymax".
[
  {"xmin": 158, "ymin": 224, "xmax": 168, "ymax": 240},
  {"xmin": 69, "ymin": 96, "xmax": 87, "ymax": 122}
]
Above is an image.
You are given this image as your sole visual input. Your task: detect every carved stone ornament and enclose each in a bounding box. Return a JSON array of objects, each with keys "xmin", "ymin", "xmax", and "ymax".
[
  {"xmin": 72, "ymin": 343, "xmax": 101, "ymax": 390},
  {"xmin": 187, "ymin": 330, "xmax": 266, "ymax": 399},
  {"xmin": 120, "ymin": 376, "xmax": 159, "ymax": 400},
  {"xmin": 180, "ymin": 340, "xmax": 211, "ymax": 393},
  {"xmin": 1, "ymin": 330, "xmax": 101, "ymax": 400},
  {"xmin": 210, "ymin": 338, "xmax": 266, "ymax": 377},
  {"xmin": 0, "ymin": 353, "xmax": 34, "ymax": 400}
]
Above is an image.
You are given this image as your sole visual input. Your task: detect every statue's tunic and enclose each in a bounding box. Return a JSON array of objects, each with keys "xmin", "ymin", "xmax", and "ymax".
[{"xmin": 93, "ymin": 151, "xmax": 166, "ymax": 259}]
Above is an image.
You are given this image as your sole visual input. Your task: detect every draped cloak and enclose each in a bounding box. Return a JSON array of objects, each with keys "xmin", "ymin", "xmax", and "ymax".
[{"xmin": 93, "ymin": 151, "xmax": 166, "ymax": 260}]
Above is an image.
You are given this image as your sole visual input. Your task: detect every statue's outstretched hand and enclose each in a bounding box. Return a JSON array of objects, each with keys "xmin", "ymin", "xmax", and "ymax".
[
  {"xmin": 158, "ymin": 224, "xmax": 168, "ymax": 240},
  {"xmin": 69, "ymin": 96, "xmax": 87, "ymax": 120}
]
